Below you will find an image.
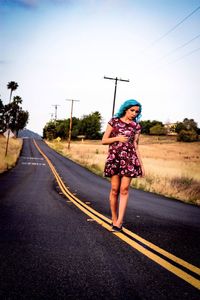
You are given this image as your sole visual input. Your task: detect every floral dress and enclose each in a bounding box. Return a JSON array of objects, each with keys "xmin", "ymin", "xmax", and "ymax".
[{"xmin": 104, "ymin": 117, "xmax": 142, "ymax": 178}]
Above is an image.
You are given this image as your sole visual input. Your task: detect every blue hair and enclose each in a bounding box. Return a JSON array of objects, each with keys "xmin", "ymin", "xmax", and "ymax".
[{"xmin": 115, "ymin": 99, "xmax": 142, "ymax": 122}]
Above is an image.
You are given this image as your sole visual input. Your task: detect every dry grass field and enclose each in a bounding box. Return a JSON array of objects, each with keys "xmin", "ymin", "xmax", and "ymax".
[
  {"xmin": 0, "ymin": 135, "xmax": 23, "ymax": 173},
  {"xmin": 47, "ymin": 135, "xmax": 200, "ymax": 206},
  {"xmin": 1, "ymin": 133, "xmax": 199, "ymax": 205}
]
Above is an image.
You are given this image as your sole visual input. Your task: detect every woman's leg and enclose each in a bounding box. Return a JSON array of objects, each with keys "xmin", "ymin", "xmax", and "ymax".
[
  {"xmin": 115, "ymin": 176, "xmax": 132, "ymax": 228},
  {"xmin": 109, "ymin": 175, "xmax": 121, "ymax": 224}
]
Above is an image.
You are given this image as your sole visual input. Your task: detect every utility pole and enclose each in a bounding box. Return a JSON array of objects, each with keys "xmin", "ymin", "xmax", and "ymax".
[
  {"xmin": 5, "ymin": 108, "xmax": 14, "ymax": 157},
  {"xmin": 5, "ymin": 114, "xmax": 11, "ymax": 157},
  {"xmin": 104, "ymin": 76, "xmax": 129, "ymax": 116},
  {"xmin": 52, "ymin": 104, "xmax": 60, "ymax": 121},
  {"xmin": 66, "ymin": 99, "xmax": 80, "ymax": 149},
  {"xmin": 49, "ymin": 113, "xmax": 54, "ymax": 121}
]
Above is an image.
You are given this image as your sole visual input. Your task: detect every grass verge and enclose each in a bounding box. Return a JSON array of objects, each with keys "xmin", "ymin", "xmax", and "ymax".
[
  {"xmin": 0, "ymin": 135, "xmax": 23, "ymax": 173},
  {"xmin": 46, "ymin": 137, "xmax": 200, "ymax": 206}
]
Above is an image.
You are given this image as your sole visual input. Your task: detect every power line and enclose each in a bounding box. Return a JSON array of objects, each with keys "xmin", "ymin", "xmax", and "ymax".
[
  {"xmin": 151, "ymin": 5, "xmax": 200, "ymax": 46},
  {"xmin": 169, "ymin": 46, "xmax": 200, "ymax": 64},
  {"xmin": 149, "ymin": 45, "xmax": 200, "ymax": 73},
  {"xmin": 161, "ymin": 33, "xmax": 200, "ymax": 59}
]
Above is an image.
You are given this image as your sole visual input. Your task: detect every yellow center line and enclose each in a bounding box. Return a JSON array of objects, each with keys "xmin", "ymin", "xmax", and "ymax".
[
  {"xmin": 122, "ymin": 227, "xmax": 200, "ymax": 276},
  {"xmin": 115, "ymin": 232, "xmax": 200, "ymax": 290},
  {"xmin": 33, "ymin": 139, "xmax": 200, "ymax": 290}
]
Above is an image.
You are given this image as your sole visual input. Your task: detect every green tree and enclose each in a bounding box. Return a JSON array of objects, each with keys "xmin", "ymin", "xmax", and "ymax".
[
  {"xmin": 43, "ymin": 111, "xmax": 103, "ymax": 140},
  {"xmin": 183, "ymin": 118, "xmax": 198, "ymax": 131},
  {"xmin": 7, "ymin": 81, "xmax": 18, "ymax": 103},
  {"xmin": 79, "ymin": 111, "xmax": 102, "ymax": 139},
  {"xmin": 52, "ymin": 118, "xmax": 79, "ymax": 140},
  {"xmin": 9, "ymin": 96, "xmax": 23, "ymax": 131},
  {"xmin": 69, "ymin": 117, "xmax": 80, "ymax": 139},
  {"xmin": 140, "ymin": 120, "xmax": 163, "ymax": 134},
  {"xmin": 2, "ymin": 96, "xmax": 29, "ymax": 135},
  {"xmin": 43, "ymin": 122, "xmax": 57, "ymax": 140},
  {"xmin": 175, "ymin": 121, "xmax": 186, "ymax": 133},
  {"xmin": 175, "ymin": 118, "xmax": 198, "ymax": 133},
  {"xmin": 150, "ymin": 124, "xmax": 167, "ymax": 135},
  {"xmin": 177, "ymin": 129, "xmax": 198, "ymax": 142},
  {"xmin": 15, "ymin": 110, "xmax": 29, "ymax": 136},
  {"xmin": 55, "ymin": 119, "xmax": 70, "ymax": 139},
  {"xmin": 0, "ymin": 98, "xmax": 5, "ymax": 132}
]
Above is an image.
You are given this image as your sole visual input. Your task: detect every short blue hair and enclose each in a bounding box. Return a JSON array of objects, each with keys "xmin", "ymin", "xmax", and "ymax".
[{"xmin": 115, "ymin": 99, "xmax": 142, "ymax": 122}]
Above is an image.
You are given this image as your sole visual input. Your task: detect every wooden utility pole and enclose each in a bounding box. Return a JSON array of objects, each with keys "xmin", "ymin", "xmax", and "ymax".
[
  {"xmin": 66, "ymin": 99, "xmax": 80, "ymax": 149},
  {"xmin": 104, "ymin": 76, "xmax": 129, "ymax": 116},
  {"xmin": 5, "ymin": 108, "xmax": 14, "ymax": 157},
  {"xmin": 5, "ymin": 83, "xmax": 18, "ymax": 157},
  {"xmin": 5, "ymin": 129, "xmax": 11, "ymax": 157}
]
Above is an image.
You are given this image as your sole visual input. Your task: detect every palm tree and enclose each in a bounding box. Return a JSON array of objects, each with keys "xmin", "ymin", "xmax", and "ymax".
[
  {"xmin": 7, "ymin": 81, "xmax": 18, "ymax": 103},
  {"xmin": 13, "ymin": 95, "xmax": 22, "ymax": 105}
]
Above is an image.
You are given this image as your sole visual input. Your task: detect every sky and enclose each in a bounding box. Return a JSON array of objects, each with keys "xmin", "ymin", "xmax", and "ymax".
[{"xmin": 0, "ymin": 0, "xmax": 200, "ymax": 135}]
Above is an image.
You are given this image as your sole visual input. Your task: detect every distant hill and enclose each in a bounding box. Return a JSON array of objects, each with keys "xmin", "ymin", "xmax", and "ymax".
[{"xmin": 18, "ymin": 129, "xmax": 42, "ymax": 139}]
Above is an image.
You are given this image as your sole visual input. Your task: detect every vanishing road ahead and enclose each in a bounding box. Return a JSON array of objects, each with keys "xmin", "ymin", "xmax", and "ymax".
[{"xmin": 0, "ymin": 132, "xmax": 200, "ymax": 299}]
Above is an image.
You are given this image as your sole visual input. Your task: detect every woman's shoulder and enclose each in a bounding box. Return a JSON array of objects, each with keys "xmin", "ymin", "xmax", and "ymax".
[
  {"xmin": 128, "ymin": 121, "xmax": 141, "ymax": 133},
  {"xmin": 129, "ymin": 120, "xmax": 141, "ymax": 127},
  {"xmin": 132, "ymin": 121, "xmax": 142, "ymax": 133},
  {"xmin": 108, "ymin": 117, "xmax": 120, "ymax": 127}
]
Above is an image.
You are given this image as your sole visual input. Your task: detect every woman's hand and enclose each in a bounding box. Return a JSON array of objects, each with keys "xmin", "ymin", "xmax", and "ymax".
[
  {"xmin": 102, "ymin": 125, "xmax": 129, "ymax": 145},
  {"xmin": 141, "ymin": 165, "xmax": 145, "ymax": 177},
  {"xmin": 117, "ymin": 134, "xmax": 129, "ymax": 143}
]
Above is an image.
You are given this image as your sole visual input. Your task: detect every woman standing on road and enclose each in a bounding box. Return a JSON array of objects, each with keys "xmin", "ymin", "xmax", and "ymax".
[{"xmin": 102, "ymin": 99, "xmax": 144, "ymax": 232}]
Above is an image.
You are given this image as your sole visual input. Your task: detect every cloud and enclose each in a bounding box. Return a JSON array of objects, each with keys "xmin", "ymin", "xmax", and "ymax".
[
  {"xmin": 18, "ymin": 0, "xmax": 38, "ymax": 7},
  {"xmin": 0, "ymin": 0, "xmax": 38, "ymax": 9},
  {"xmin": 1, "ymin": 0, "xmax": 72, "ymax": 9}
]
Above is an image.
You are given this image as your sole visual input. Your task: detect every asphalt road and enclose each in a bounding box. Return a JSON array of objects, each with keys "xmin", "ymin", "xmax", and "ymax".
[{"xmin": 0, "ymin": 132, "xmax": 199, "ymax": 299}]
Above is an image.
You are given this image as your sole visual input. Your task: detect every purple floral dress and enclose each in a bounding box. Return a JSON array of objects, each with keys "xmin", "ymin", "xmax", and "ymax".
[{"xmin": 104, "ymin": 117, "xmax": 142, "ymax": 178}]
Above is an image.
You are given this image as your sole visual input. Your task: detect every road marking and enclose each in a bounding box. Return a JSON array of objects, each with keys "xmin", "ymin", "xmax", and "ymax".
[
  {"xmin": 122, "ymin": 227, "xmax": 200, "ymax": 276},
  {"xmin": 115, "ymin": 232, "xmax": 200, "ymax": 290},
  {"xmin": 21, "ymin": 156, "xmax": 45, "ymax": 166},
  {"xmin": 21, "ymin": 162, "xmax": 46, "ymax": 166},
  {"xmin": 21, "ymin": 156, "xmax": 44, "ymax": 160},
  {"xmin": 33, "ymin": 139, "xmax": 200, "ymax": 290}
]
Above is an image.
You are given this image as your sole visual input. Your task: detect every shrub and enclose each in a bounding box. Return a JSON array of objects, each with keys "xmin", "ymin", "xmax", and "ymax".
[
  {"xmin": 150, "ymin": 124, "xmax": 167, "ymax": 135},
  {"xmin": 177, "ymin": 129, "xmax": 198, "ymax": 142}
]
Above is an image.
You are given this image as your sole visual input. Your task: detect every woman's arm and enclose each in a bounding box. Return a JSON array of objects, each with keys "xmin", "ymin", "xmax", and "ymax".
[
  {"xmin": 134, "ymin": 133, "xmax": 145, "ymax": 176},
  {"xmin": 102, "ymin": 124, "xmax": 128, "ymax": 145}
]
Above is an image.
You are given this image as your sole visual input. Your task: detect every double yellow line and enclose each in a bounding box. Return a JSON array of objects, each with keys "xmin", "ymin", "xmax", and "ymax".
[{"xmin": 34, "ymin": 140, "xmax": 200, "ymax": 290}]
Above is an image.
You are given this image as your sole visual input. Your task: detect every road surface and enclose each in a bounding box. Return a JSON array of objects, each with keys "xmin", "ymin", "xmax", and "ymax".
[{"xmin": 0, "ymin": 132, "xmax": 199, "ymax": 299}]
